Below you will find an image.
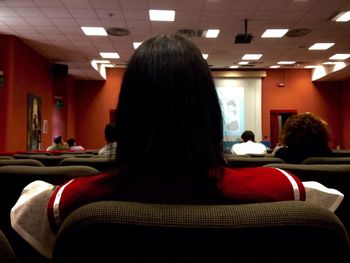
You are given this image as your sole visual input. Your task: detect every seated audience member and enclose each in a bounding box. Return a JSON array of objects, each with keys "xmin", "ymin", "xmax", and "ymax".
[
  {"xmin": 98, "ymin": 123, "xmax": 117, "ymax": 159},
  {"xmin": 10, "ymin": 34, "xmax": 341, "ymax": 259},
  {"xmin": 46, "ymin": 135, "xmax": 69, "ymax": 151},
  {"xmin": 231, "ymin": 130, "xmax": 267, "ymax": 155},
  {"xmin": 67, "ymin": 138, "xmax": 85, "ymax": 151},
  {"xmin": 273, "ymin": 113, "xmax": 333, "ymax": 163}
]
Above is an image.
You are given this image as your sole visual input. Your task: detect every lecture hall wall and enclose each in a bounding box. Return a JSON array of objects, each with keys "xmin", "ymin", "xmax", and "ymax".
[{"xmin": 0, "ymin": 34, "xmax": 349, "ymax": 151}]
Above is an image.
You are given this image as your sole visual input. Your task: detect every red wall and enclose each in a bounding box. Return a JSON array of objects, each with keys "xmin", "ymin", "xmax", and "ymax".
[
  {"xmin": 0, "ymin": 35, "xmax": 56, "ymax": 151},
  {"xmin": 1, "ymin": 36, "xmax": 349, "ymax": 151},
  {"xmin": 74, "ymin": 68, "xmax": 125, "ymax": 150},
  {"xmin": 262, "ymin": 69, "xmax": 342, "ymax": 149}
]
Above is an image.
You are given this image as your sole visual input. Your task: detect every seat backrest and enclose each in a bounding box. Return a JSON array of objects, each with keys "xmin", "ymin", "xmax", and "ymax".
[
  {"xmin": 264, "ymin": 163, "xmax": 350, "ymax": 233},
  {"xmin": 28, "ymin": 154, "xmax": 74, "ymax": 166},
  {"xmin": 0, "ymin": 159, "xmax": 44, "ymax": 167},
  {"xmin": 0, "ymin": 228, "xmax": 17, "ymax": 263},
  {"xmin": 225, "ymin": 156, "xmax": 284, "ymax": 167},
  {"xmin": 333, "ymin": 150, "xmax": 350, "ymax": 157},
  {"xmin": 53, "ymin": 200, "xmax": 350, "ymax": 263},
  {"xmin": 0, "ymin": 156, "xmax": 14, "ymax": 160},
  {"xmin": 0, "ymin": 165, "xmax": 100, "ymax": 263},
  {"xmin": 58, "ymin": 157, "xmax": 115, "ymax": 172},
  {"xmin": 302, "ymin": 156, "xmax": 350, "ymax": 164}
]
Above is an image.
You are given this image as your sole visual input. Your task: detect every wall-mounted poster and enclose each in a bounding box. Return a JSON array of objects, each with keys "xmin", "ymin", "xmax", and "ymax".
[{"xmin": 27, "ymin": 94, "xmax": 42, "ymax": 150}]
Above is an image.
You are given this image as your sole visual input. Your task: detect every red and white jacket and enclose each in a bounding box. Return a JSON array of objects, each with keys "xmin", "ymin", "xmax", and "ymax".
[{"xmin": 11, "ymin": 166, "xmax": 307, "ymax": 258}]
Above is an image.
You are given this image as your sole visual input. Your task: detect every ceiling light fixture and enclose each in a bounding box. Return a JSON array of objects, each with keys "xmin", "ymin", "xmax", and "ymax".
[
  {"xmin": 81, "ymin": 27, "xmax": 107, "ymax": 36},
  {"xmin": 100, "ymin": 52, "xmax": 120, "ymax": 59},
  {"xmin": 309, "ymin": 43, "xmax": 334, "ymax": 50},
  {"xmin": 261, "ymin": 29, "xmax": 288, "ymax": 38},
  {"xmin": 332, "ymin": 11, "xmax": 350, "ymax": 22},
  {"xmin": 133, "ymin": 42, "xmax": 142, "ymax": 49},
  {"xmin": 277, "ymin": 61, "xmax": 296, "ymax": 65},
  {"xmin": 242, "ymin": 54, "xmax": 263, "ymax": 60},
  {"xmin": 149, "ymin": 9, "xmax": 175, "ymax": 21},
  {"xmin": 204, "ymin": 29, "xmax": 220, "ymax": 38},
  {"xmin": 329, "ymin": 54, "xmax": 350, "ymax": 60}
]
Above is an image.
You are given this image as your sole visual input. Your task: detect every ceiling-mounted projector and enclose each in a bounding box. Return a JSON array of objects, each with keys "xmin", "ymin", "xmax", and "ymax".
[{"xmin": 235, "ymin": 18, "xmax": 252, "ymax": 44}]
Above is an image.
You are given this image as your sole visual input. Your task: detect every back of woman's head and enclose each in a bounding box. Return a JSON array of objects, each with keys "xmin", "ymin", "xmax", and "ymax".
[
  {"xmin": 114, "ymin": 34, "xmax": 223, "ymax": 174},
  {"xmin": 280, "ymin": 113, "xmax": 331, "ymax": 152}
]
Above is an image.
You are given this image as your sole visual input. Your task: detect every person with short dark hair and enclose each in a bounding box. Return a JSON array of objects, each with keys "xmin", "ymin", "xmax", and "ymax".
[
  {"xmin": 98, "ymin": 123, "xmax": 117, "ymax": 159},
  {"xmin": 46, "ymin": 135, "xmax": 69, "ymax": 151},
  {"xmin": 11, "ymin": 34, "xmax": 341, "ymax": 259},
  {"xmin": 231, "ymin": 130, "xmax": 267, "ymax": 155},
  {"xmin": 66, "ymin": 138, "xmax": 85, "ymax": 151}
]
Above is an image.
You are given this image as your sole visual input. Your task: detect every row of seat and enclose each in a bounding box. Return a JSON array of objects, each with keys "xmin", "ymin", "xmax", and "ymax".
[{"xmin": 0, "ymin": 157, "xmax": 114, "ymax": 172}]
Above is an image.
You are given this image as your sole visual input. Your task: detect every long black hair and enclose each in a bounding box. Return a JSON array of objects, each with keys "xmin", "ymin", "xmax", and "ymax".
[{"xmin": 114, "ymin": 34, "xmax": 223, "ymax": 182}]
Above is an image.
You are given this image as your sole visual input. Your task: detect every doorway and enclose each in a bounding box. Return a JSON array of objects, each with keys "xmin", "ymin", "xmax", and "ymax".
[{"xmin": 270, "ymin": 110, "xmax": 297, "ymax": 149}]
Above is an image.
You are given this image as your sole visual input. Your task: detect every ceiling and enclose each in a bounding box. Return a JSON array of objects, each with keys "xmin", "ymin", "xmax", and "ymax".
[{"xmin": 1, "ymin": 0, "xmax": 350, "ymax": 81}]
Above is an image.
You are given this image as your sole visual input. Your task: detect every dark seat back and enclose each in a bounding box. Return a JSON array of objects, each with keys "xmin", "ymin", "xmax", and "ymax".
[
  {"xmin": 0, "ymin": 165, "xmax": 99, "ymax": 263},
  {"xmin": 53, "ymin": 200, "xmax": 350, "ymax": 263},
  {"xmin": 225, "ymin": 156, "xmax": 284, "ymax": 167},
  {"xmin": 302, "ymin": 156, "xmax": 350, "ymax": 164},
  {"xmin": 264, "ymin": 163, "xmax": 350, "ymax": 233},
  {"xmin": 58, "ymin": 157, "xmax": 115, "ymax": 172},
  {"xmin": 0, "ymin": 228, "xmax": 17, "ymax": 263},
  {"xmin": 0, "ymin": 159, "xmax": 44, "ymax": 166}
]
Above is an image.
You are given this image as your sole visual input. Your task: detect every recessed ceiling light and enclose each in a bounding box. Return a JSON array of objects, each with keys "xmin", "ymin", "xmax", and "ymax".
[
  {"xmin": 261, "ymin": 29, "xmax": 288, "ymax": 38},
  {"xmin": 204, "ymin": 29, "xmax": 220, "ymax": 38},
  {"xmin": 308, "ymin": 43, "xmax": 334, "ymax": 50},
  {"xmin": 229, "ymin": 65, "xmax": 239, "ymax": 69},
  {"xmin": 81, "ymin": 27, "xmax": 107, "ymax": 36},
  {"xmin": 202, "ymin": 54, "xmax": 208, "ymax": 59},
  {"xmin": 149, "ymin": 9, "xmax": 175, "ymax": 21},
  {"xmin": 332, "ymin": 11, "xmax": 350, "ymax": 22},
  {"xmin": 277, "ymin": 61, "xmax": 296, "ymax": 65},
  {"xmin": 329, "ymin": 54, "xmax": 350, "ymax": 60},
  {"xmin": 270, "ymin": 65, "xmax": 280, "ymax": 68},
  {"xmin": 133, "ymin": 42, "xmax": 142, "ymax": 49},
  {"xmin": 323, "ymin": 61, "xmax": 337, "ymax": 65},
  {"xmin": 242, "ymin": 54, "xmax": 263, "ymax": 60},
  {"xmin": 100, "ymin": 52, "xmax": 120, "ymax": 59},
  {"xmin": 238, "ymin": 61, "xmax": 249, "ymax": 65},
  {"xmin": 91, "ymin": 60, "xmax": 111, "ymax": 70}
]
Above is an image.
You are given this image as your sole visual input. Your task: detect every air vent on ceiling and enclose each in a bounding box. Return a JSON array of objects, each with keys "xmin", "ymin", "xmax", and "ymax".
[
  {"xmin": 286, "ymin": 28, "xmax": 311, "ymax": 37},
  {"xmin": 175, "ymin": 29, "xmax": 197, "ymax": 38},
  {"xmin": 107, "ymin": 28, "xmax": 129, "ymax": 36}
]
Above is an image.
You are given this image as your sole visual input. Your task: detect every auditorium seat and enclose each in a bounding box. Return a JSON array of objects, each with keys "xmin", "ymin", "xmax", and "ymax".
[
  {"xmin": 332, "ymin": 150, "xmax": 350, "ymax": 157},
  {"xmin": 301, "ymin": 156, "xmax": 350, "ymax": 164},
  {"xmin": 0, "ymin": 156, "xmax": 14, "ymax": 160},
  {"xmin": 225, "ymin": 156, "xmax": 284, "ymax": 167},
  {"xmin": 53, "ymin": 200, "xmax": 350, "ymax": 263},
  {"xmin": 263, "ymin": 163, "xmax": 350, "ymax": 233},
  {"xmin": 27, "ymin": 154, "xmax": 74, "ymax": 166},
  {"xmin": 0, "ymin": 159, "xmax": 44, "ymax": 167},
  {"xmin": 0, "ymin": 165, "xmax": 99, "ymax": 263},
  {"xmin": 0, "ymin": 228, "xmax": 17, "ymax": 263},
  {"xmin": 58, "ymin": 157, "xmax": 115, "ymax": 172}
]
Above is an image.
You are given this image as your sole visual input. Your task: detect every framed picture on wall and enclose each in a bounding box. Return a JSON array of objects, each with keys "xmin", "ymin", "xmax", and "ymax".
[{"xmin": 27, "ymin": 94, "xmax": 42, "ymax": 150}]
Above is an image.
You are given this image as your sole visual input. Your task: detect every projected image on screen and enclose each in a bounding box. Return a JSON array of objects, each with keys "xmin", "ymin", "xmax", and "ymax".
[
  {"xmin": 216, "ymin": 86, "xmax": 244, "ymax": 140},
  {"xmin": 214, "ymin": 77, "xmax": 262, "ymax": 151}
]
